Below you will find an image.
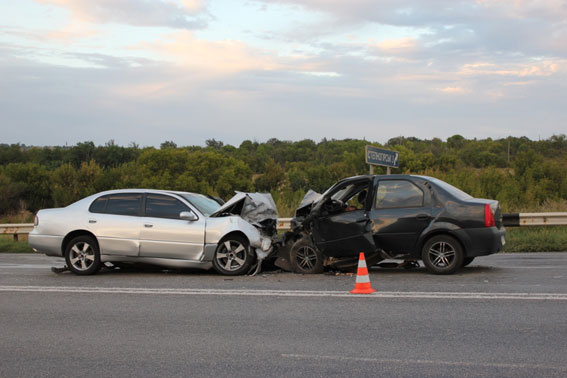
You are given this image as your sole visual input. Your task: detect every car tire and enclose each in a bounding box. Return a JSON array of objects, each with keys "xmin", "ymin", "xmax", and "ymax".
[
  {"xmin": 421, "ymin": 235, "xmax": 464, "ymax": 275},
  {"xmin": 212, "ymin": 235, "xmax": 253, "ymax": 276},
  {"xmin": 462, "ymin": 257, "xmax": 475, "ymax": 267},
  {"xmin": 65, "ymin": 235, "xmax": 102, "ymax": 275},
  {"xmin": 290, "ymin": 237, "xmax": 324, "ymax": 274}
]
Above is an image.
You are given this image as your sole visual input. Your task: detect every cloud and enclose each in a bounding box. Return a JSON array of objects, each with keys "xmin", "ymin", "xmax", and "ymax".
[
  {"xmin": 131, "ymin": 30, "xmax": 334, "ymax": 77},
  {"xmin": 437, "ymin": 86, "xmax": 469, "ymax": 95},
  {"xmin": 376, "ymin": 37, "xmax": 417, "ymax": 52},
  {"xmin": 1, "ymin": 48, "xmax": 566, "ymax": 147},
  {"xmin": 258, "ymin": 0, "xmax": 567, "ymax": 57},
  {"xmin": 133, "ymin": 31, "xmax": 281, "ymax": 75},
  {"xmin": 459, "ymin": 61, "xmax": 559, "ymax": 77},
  {"xmin": 35, "ymin": 0, "xmax": 210, "ymax": 29},
  {"xmin": 180, "ymin": 0, "xmax": 206, "ymax": 12},
  {"xmin": 2, "ymin": 1, "xmax": 566, "ymax": 147}
]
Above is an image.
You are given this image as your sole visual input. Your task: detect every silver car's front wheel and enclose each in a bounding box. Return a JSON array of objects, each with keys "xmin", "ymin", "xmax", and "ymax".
[
  {"xmin": 65, "ymin": 235, "xmax": 102, "ymax": 275},
  {"xmin": 212, "ymin": 235, "xmax": 253, "ymax": 276}
]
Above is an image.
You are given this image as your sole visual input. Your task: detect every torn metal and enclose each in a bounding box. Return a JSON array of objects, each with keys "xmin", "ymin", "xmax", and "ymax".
[
  {"xmin": 212, "ymin": 192, "xmax": 279, "ymax": 275},
  {"xmin": 274, "ymin": 177, "xmax": 381, "ymax": 274}
]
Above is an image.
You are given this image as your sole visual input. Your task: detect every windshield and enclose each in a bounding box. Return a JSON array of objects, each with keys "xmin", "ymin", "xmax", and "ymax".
[
  {"xmin": 178, "ymin": 193, "xmax": 222, "ymax": 216},
  {"xmin": 426, "ymin": 177, "xmax": 473, "ymax": 200}
]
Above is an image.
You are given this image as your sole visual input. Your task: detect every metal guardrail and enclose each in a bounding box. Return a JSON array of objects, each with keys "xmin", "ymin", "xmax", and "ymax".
[
  {"xmin": 277, "ymin": 218, "xmax": 291, "ymax": 231},
  {"xmin": 1, "ymin": 212, "xmax": 566, "ymax": 241},
  {"xmin": 502, "ymin": 213, "xmax": 567, "ymax": 227},
  {"xmin": 0, "ymin": 224, "xmax": 34, "ymax": 241}
]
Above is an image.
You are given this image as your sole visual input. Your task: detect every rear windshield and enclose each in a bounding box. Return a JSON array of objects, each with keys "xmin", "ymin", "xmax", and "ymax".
[
  {"xmin": 427, "ymin": 177, "xmax": 473, "ymax": 200},
  {"xmin": 178, "ymin": 193, "xmax": 221, "ymax": 216}
]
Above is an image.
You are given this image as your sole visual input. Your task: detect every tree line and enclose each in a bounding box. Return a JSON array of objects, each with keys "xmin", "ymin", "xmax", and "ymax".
[{"xmin": 1, "ymin": 135, "xmax": 566, "ymax": 218}]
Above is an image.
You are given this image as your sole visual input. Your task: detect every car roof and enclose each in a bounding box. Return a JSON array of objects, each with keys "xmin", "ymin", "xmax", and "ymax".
[
  {"xmin": 337, "ymin": 174, "xmax": 432, "ymax": 182},
  {"xmin": 90, "ymin": 188, "xmax": 199, "ymax": 197}
]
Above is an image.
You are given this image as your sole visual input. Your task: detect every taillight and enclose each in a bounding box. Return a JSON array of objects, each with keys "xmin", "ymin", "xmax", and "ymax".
[
  {"xmin": 34, "ymin": 215, "xmax": 39, "ymax": 227},
  {"xmin": 484, "ymin": 204, "xmax": 495, "ymax": 227}
]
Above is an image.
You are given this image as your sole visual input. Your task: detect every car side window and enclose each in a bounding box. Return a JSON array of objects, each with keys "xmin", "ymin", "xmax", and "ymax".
[
  {"xmin": 145, "ymin": 194, "xmax": 190, "ymax": 220},
  {"xmin": 375, "ymin": 180, "xmax": 424, "ymax": 209},
  {"xmin": 90, "ymin": 193, "xmax": 142, "ymax": 216},
  {"xmin": 89, "ymin": 197, "xmax": 107, "ymax": 213}
]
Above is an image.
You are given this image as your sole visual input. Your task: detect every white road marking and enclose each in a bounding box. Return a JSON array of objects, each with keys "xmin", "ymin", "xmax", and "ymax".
[
  {"xmin": 1, "ymin": 286, "xmax": 567, "ymax": 300},
  {"xmin": 498, "ymin": 266, "xmax": 564, "ymax": 269},
  {"xmin": 281, "ymin": 354, "xmax": 567, "ymax": 372},
  {"xmin": 0, "ymin": 264, "xmax": 54, "ymax": 269}
]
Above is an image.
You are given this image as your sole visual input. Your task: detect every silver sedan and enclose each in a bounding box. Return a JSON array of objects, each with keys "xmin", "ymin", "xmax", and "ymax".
[{"xmin": 29, "ymin": 189, "xmax": 277, "ymax": 276}]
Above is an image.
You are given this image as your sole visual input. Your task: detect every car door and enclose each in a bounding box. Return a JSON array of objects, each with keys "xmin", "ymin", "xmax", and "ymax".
[
  {"xmin": 139, "ymin": 193, "xmax": 206, "ymax": 260},
  {"xmin": 369, "ymin": 179, "xmax": 431, "ymax": 255},
  {"xmin": 88, "ymin": 193, "xmax": 143, "ymax": 256},
  {"xmin": 311, "ymin": 179, "xmax": 376, "ymax": 257}
]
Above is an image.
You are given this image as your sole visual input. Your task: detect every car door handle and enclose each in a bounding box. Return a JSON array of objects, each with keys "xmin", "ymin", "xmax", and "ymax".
[
  {"xmin": 89, "ymin": 219, "xmax": 97, "ymax": 224},
  {"xmin": 416, "ymin": 214, "xmax": 430, "ymax": 220},
  {"xmin": 144, "ymin": 224, "xmax": 153, "ymax": 228}
]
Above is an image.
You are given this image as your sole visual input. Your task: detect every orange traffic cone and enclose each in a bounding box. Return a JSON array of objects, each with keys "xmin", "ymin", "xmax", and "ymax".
[{"xmin": 350, "ymin": 252, "xmax": 376, "ymax": 294}]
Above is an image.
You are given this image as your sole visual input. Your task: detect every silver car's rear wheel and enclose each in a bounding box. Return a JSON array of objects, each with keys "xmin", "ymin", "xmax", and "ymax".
[
  {"xmin": 65, "ymin": 236, "xmax": 102, "ymax": 275},
  {"xmin": 212, "ymin": 235, "xmax": 253, "ymax": 276}
]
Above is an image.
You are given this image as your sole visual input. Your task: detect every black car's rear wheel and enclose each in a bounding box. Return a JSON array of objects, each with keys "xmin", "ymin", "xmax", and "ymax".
[
  {"xmin": 421, "ymin": 235, "xmax": 464, "ymax": 275},
  {"xmin": 290, "ymin": 238, "xmax": 323, "ymax": 274},
  {"xmin": 65, "ymin": 235, "xmax": 102, "ymax": 275},
  {"xmin": 213, "ymin": 235, "xmax": 253, "ymax": 276}
]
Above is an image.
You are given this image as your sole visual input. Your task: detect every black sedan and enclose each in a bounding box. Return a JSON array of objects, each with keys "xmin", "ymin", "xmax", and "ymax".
[{"xmin": 275, "ymin": 174, "xmax": 506, "ymax": 275}]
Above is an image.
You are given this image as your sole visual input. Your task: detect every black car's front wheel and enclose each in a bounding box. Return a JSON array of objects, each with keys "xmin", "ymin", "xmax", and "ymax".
[
  {"xmin": 213, "ymin": 235, "xmax": 253, "ymax": 276},
  {"xmin": 290, "ymin": 238, "xmax": 324, "ymax": 274},
  {"xmin": 421, "ymin": 235, "xmax": 464, "ymax": 275}
]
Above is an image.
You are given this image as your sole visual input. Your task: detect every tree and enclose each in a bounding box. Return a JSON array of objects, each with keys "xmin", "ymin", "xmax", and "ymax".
[
  {"xmin": 0, "ymin": 173, "xmax": 24, "ymax": 214},
  {"xmin": 160, "ymin": 141, "xmax": 177, "ymax": 149},
  {"xmin": 205, "ymin": 139, "xmax": 224, "ymax": 149}
]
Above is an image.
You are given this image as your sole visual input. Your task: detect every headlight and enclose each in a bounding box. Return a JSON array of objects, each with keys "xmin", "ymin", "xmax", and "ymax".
[{"xmin": 261, "ymin": 238, "xmax": 272, "ymax": 252}]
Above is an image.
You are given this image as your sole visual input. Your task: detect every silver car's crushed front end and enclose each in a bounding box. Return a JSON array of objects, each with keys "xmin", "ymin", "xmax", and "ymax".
[{"xmin": 209, "ymin": 192, "xmax": 279, "ymax": 274}]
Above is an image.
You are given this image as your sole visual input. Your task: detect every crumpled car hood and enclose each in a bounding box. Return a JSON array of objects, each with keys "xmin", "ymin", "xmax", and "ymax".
[
  {"xmin": 295, "ymin": 189, "xmax": 322, "ymax": 216},
  {"xmin": 210, "ymin": 192, "xmax": 278, "ymax": 225}
]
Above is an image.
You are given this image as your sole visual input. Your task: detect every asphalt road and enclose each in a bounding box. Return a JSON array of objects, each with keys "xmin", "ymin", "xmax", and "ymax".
[{"xmin": 1, "ymin": 253, "xmax": 567, "ymax": 378}]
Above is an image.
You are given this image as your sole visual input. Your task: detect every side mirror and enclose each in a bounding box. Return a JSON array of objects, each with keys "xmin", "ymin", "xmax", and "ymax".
[
  {"xmin": 323, "ymin": 198, "xmax": 344, "ymax": 213},
  {"xmin": 180, "ymin": 211, "xmax": 198, "ymax": 221}
]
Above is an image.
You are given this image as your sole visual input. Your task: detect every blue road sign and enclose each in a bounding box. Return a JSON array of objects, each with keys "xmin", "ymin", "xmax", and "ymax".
[{"xmin": 365, "ymin": 146, "xmax": 399, "ymax": 168}]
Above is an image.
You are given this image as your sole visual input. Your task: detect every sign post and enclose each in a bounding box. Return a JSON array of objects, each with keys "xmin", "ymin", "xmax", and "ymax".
[{"xmin": 365, "ymin": 145, "xmax": 399, "ymax": 175}]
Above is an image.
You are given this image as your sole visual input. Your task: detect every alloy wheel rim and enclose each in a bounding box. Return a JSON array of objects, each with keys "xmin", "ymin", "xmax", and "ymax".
[
  {"xmin": 216, "ymin": 241, "xmax": 247, "ymax": 271},
  {"xmin": 296, "ymin": 246, "xmax": 318, "ymax": 270},
  {"xmin": 428, "ymin": 241, "xmax": 456, "ymax": 268},
  {"xmin": 69, "ymin": 242, "xmax": 95, "ymax": 271}
]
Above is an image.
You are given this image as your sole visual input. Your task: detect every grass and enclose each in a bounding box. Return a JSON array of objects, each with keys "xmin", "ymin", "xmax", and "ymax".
[
  {"xmin": 503, "ymin": 226, "xmax": 567, "ymax": 252},
  {"xmin": 0, "ymin": 235, "xmax": 34, "ymax": 253}
]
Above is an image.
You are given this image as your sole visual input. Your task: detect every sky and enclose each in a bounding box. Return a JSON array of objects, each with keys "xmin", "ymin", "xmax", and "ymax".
[{"xmin": 1, "ymin": 0, "xmax": 566, "ymax": 147}]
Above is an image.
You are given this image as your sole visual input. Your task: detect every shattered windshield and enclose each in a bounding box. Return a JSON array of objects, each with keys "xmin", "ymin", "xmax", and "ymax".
[
  {"xmin": 329, "ymin": 181, "xmax": 369, "ymax": 202},
  {"xmin": 179, "ymin": 193, "xmax": 221, "ymax": 216}
]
